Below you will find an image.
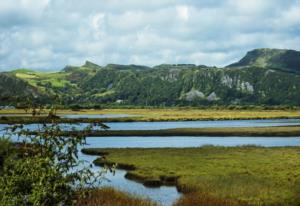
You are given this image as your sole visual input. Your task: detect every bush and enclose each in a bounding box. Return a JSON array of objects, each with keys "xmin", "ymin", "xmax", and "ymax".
[{"xmin": 0, "ymin": 123, "xmax": 102, "ymax": 206}]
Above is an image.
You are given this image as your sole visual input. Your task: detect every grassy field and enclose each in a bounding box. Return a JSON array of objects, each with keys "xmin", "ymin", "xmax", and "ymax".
[
  {"xmin": 83, "ymin": 146, "xmax": 300, "ymax": 205},
  {"xmin": 1, "ymin": 108, "xmax": 300, "ymax": 123},
  {"xmin": 13, "ymin": 69, "xmax": 73, "ymax": 89}
]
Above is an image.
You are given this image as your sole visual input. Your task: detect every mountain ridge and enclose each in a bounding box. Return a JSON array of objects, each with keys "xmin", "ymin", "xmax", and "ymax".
[{"xmin": 1, "ymin": 48, "xmax": 300, "ymax": 107}]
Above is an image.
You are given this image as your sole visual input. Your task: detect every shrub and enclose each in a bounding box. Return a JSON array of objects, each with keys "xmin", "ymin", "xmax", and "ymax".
[{"xmin": 0, "ymin": 123, "xmax": 103, "ymax": 206}]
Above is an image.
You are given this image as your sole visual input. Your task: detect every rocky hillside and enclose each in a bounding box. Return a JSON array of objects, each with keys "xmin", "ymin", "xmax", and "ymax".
[
  {"xmin": 2, "ymin": 48, "xmax": 300, "ymax": 107},
  {"xmin": 228, "ymin": 48, "xmax": 300, "ymax": 73},
  {"xmin": 79, "ymin": 65, "xmax": 300, "ymax": 106}
]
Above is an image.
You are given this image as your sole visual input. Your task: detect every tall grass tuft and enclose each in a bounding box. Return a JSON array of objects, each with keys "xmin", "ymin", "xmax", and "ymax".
[{"xmin": 74, "ymin": 187, "xmax": 158, "ymax": 206}]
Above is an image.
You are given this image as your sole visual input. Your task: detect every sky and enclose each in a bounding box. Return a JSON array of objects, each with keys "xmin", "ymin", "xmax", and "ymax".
[{"xmin": 0, "ymin": 0, "xmax": 300, "ymax": 71}]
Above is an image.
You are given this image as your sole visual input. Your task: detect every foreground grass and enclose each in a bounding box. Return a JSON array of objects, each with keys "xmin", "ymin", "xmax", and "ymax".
[
  {"xmin": 83, "ymin": 146, "xmax": 300, "ymax": 205},
  {"xmin": 173, "ymin": 192, "xmax": 246, "ymax": 206},
  {"xmin": 75, "ymin": 187, "xmax": 244, "ymax": 206},
  {"xmin": 1, "ymin": 108, "xmax": 300, "ymax": 122},
  {"xmin": 74, "ymin": 187, "xmax": 157, "ymax": 206}
]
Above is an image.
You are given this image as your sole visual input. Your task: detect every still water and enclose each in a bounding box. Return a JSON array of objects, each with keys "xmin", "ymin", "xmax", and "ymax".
[{"xmin": 1, "ymin": 118, "xmax": 299, "ymax": 132}]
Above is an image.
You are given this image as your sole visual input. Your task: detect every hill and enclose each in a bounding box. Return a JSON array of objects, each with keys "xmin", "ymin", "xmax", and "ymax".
[
  {"xmin": 0, "ymin": 72, "xmax": 47, "ymax": 106},
  {"xmin": 2, "ymin": 48, "xmax": 300, "ymax": 107},
  {"xmin": 227, "ymin": 48, "xmax": 300, "ymax": 73}
]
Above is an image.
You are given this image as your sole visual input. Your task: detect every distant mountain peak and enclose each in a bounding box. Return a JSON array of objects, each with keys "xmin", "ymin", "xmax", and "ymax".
[
  {"xmin": 227, "ymin": 48, "xmax": 300, "ymax": 73},
  {"xmin": 62, "ymin": 61, "xmax": 102, "ymax": 72},
  {"xmin": 82, "ymin": 61, "xmax": 102, "ymax": 69}
]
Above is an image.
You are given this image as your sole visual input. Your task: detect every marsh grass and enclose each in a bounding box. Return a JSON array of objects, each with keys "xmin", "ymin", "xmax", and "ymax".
[
  {"xmin": 85, "ymin": 146, "xmax": 300, "ymax": 205},
  {"xmin": 1, "ymin": 108, "xmax": 300, "ymax": 123},
  {"xmin": 76, "ymin": 126, "xmax": 300, "ymax": 137},
  {"xmin": 74, "ymin": 187, "xmax": 158, "ymax": 206},
  {"xmin": 173, "ymin": 192, "xmax": 247, "ymax": 206}
]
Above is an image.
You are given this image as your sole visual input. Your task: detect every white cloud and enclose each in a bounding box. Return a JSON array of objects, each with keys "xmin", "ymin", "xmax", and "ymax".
[
  {"xmin": 0, "ymin": 0, "xmax": 300, "ymax": 70},
  {"xmin": 273, "ymin": 6, "xmax": 300, "ymax": 28},
  {"xmin": 189, "ymin": 52, "xmax": 233, "ymax": 66},
  {"xmin": 176, "ymin": 5, "xmax": 190, "ymax": 21},
  {"xmin": 91, "ymin": 13, "xmax": 107, "ymax": 38},
  {"xmin": 228, "ymin": 0, "xmax": 271, "ymax": 14}
]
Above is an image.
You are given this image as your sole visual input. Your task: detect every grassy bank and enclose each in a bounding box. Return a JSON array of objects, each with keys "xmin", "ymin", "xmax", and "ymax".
[
  {"xmin": 48, "ymin": 126, "xmax": 300, "ymax": 137},
  {"xmin": 74, "ymin": 187, "xmax": 243, "ymax": 206},
  {"xmin": 1, "ymin": 108, "xmax": 300, "ymax": 123},
  {"xmin": 83, "ymin": 146, "xmax": 300, "ymax": 205},
  {"xmin": 0, "ymin": 116, "xmax": 111, "ymax": 124},
  {"xmin": 74, "ymin": 187, "xmax": 157, "ymax": 206}
]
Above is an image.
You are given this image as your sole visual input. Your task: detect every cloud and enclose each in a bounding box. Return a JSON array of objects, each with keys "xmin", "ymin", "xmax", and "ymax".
[
  {"xmin": 0, "ymin": 0, "xmax": 300, "ymax": 71},
  {"xmin": 0, "ymin": 0, "xmax": 50, "ymax": 27},
  {"xmin": 176, "ymin": 5, "xmax": 190, "ymax": 21}
]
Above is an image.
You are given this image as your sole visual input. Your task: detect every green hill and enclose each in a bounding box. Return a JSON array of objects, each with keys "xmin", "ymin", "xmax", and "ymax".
[
  {"xmin": 2, "ymin": 48, "xmax": 300, "ymax": 107},
  {"xmin": 227, "ymin": 48, "xmax": 300, "ymax": 73},
  {"xmin": 80, "ymin": 65, "xmax": 300, "ymax": 106},
  {"xmin": 0, "ymin": 72, "xmax": 47, "ymax": 106}
]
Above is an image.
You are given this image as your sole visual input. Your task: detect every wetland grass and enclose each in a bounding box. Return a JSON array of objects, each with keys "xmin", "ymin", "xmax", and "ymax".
[
  {"xmin": 1, "ymin": 108, "xmax": 300, "ymax": 123},
  {"xmin": 74, "ymin": 187, "xmax": 157, "ymax": 206},
  {"xmin": 72, "ymin": 126, "xmax": 300, "ymax": 137},
  {"xmin": 83, "ymin": 146, "xmax": 300, "ymax": 205}
]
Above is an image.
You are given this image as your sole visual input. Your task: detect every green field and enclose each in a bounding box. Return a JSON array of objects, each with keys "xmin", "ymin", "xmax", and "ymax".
[{"xmin": 83, "ymin": 146, "xmax": 300, "ymax": 205}]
